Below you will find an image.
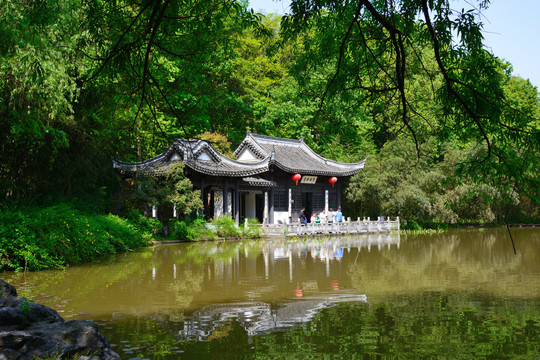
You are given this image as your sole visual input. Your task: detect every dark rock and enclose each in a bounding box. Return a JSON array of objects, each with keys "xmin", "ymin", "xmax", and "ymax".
[
  {"xmin": 0, "ymin": 281, "xmax": 18, "ymax": 308},
  {"xmin": 26, "ymin": 302, "xmax": 63, "ymax": 324},
  {"xmin": 0, "ymin": 307, "xmax": 25, "ymax": 330},
  {"xmin": 0, "ymin": 348, "xmax": 21, "ymax": 360},
  {"xmin": 0, "ymin": 279, "xmax": 119, "ymax": 360}
]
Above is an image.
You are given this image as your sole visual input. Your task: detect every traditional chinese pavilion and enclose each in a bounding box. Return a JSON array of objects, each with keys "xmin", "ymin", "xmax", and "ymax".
[{"xmin": 113, "ymin": 131, "xmax": 365, "ymax": 224}]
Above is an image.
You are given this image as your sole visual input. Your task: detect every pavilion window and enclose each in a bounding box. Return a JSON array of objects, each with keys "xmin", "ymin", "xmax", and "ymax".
[
  {"xmin": 312, "ymin": 190, "xmax": 324, "ymax": 212},
  {"xmin": 274, "ymin": 189, "xmax": 288, "ymax": 211}
]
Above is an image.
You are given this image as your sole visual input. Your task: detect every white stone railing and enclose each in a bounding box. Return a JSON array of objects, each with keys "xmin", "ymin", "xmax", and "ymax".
[{"xmin": 263, "ymin": 217, "xmax": 400, "ymax": 236}]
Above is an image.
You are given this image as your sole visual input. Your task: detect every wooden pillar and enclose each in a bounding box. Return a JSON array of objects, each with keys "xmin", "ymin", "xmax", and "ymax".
[
  {"xmin": 200, "ymin": 179, "xmax": 205, "ymax": 216},
  {"xmin": 234, "ymin": 180, "xmax": 240, "ymax": 224},
  {"xmin": 325, "ymin": 189, "xmax": 329, "ymax": 213},
  {"xmin": 269, "ymin": 188, "xmax": 274, "ymax": 225},
  {"xmin": 210, "ymin": 191, "xmax": 215, "ymax": 219},
  {"xmin": 336, "ymin": 181, "xmax": 341, "ymax": 209},
  {"xmin": 288, "ymin": 186, "xmax": 292, "ymax": 224},
  {"xmin": 223, "ymin": 179, "xmax": 229, "ymax": 217},
  {"xmin": 263, "ymin": 191, "xmax": 268, "ymax": 224}
]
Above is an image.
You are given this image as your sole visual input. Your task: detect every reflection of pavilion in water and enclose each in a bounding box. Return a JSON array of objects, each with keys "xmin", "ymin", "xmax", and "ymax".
[
  {"xmin": 179, "ymin": 292, "xmax": 368, "ymax": 341},
  {"xmin": 176, "ymin": 235, "xmax": 396, "ymax": 341},
  {"xmin": 262, "ymin": 233, "xmax": 400, "ymax": 279},
  {"xmin": 153, "ymin": 233, "xmax": 400, "ymax": 282}
]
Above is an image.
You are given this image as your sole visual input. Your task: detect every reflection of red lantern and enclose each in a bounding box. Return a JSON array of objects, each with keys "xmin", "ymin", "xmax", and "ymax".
[
  {"xmin": 292, "ymin": 173, "xmax": 301, "ymax": 185},
  {"xmin": 329, "ymin": 176, "xmax": 337, "ymax": 187}
]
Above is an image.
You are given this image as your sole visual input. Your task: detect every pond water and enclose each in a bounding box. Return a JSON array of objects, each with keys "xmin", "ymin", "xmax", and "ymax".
[{"xmin": 3, "ymin": 228, "xmax": 540, "ymax": 359}]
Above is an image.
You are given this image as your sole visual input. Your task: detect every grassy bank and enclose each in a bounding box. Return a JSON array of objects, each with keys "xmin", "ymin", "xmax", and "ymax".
[
  {"xmin": 0, "ymin": 202, "xmax": 154, "ymax": 272},
  {"xmin": 402, "ymin": 217, "xmax": 540, "ymax": 231},
  {"xmin": 0, "ymin": 201, "xmax": 262, "ymax": 272}
]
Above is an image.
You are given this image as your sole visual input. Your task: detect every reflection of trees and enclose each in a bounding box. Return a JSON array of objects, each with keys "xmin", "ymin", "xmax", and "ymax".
[
  {"xmin": 101, "ymin": 317, "xmax": 185, "ymax": 359},
  {"xmin": 249, "ymin": 293, "xmax": 540, "ymax": 359},
  {"xmin": 169, "ymin": 269, "xmax": 203, "ymax": 312},
  {"xmin": 347, "ymin": 228, "xmax": 540, "ymax": 298},
  {"xmin": 3, "ymin": 249, "xmax": 155, "ymax": 313},
  {"xmin": 173, "ymin": 240, "xmax": 264, "ymax": 265},
  {"xmin": 3, "ymin": 246, "xmax": 205, "ymax": 318},
  {"xmin": 101, "ymin": 292, "xmax": 540, "ymax": 359}
]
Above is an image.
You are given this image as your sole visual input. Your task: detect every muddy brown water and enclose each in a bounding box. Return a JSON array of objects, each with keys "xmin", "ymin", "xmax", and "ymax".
[{"xmin": 3, "ymin": 228, "xmax": 539, "ymax": 359}]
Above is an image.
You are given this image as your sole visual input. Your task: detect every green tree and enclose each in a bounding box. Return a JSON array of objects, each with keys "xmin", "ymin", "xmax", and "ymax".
[
  {"xmin": 194, "ymin": 132, "xmax": 236, "ymax": 158},
  {"xmin": 81, "ymin": 0, "xmax": 266, "ymax": 157},
  {"xmin": 282, "ymin": 0, "xmax": 539, "ymax": 208},
  {"xmin": 133, "ymin": 163, "xmax": 202, "ymax": 217},
  {"xmin": 0, "ymin": 0, "xmax": 97, "ymax": 199}
]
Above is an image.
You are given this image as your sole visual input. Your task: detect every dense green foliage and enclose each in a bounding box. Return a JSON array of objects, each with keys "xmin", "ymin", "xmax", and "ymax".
[
  {"xmin": 0, "ymin": 0, "xmax": 538, "ymax": 237},
  {"xmin": 0, "ymin": 201, "xmax": 153, "ymax": 271},
  {"xmin": 131, "ymin": 163, "xmax": 203, "ymax": 217},
  {"xmin": 170, "ymin": 216, "xmax": 262, "ymax": 241},
  {"xmin": 0, "ymin": 203, "xmax": 261, "ymax": 271}
]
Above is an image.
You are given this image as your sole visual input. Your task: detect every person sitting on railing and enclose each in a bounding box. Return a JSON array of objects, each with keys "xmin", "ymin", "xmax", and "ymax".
[{"xmin": 335, "ymin": 208, "xmax": 343, "ymax": 222}]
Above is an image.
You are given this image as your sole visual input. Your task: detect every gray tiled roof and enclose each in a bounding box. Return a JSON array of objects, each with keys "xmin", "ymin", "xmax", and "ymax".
[
  {"xmin": 113, "ymin": 139, "xmax": 269, "ymax": 177},
  {"xmin": 234, "ymin": 132, "xmax": 365, "ymax": 176},
  {"xmin": 113, "ymin": 132, "xmax": 365, "ymax": 178}
]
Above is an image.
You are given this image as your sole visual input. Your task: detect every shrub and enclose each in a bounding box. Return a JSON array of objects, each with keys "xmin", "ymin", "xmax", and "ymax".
[
  {"xmin": 403, "ymin": 219, "xmax": 422, "ymax": 230},
  {"xmin": 211, "ymin": 216, "xmax": 241, "ymax": 238},
  {"xmin": 242, "ymin": 218, "xmax": 262, "ymax": 238},
  {"xmin": 187, "ymin": 217, "xmax": 216, "ymax": 241},
  {"xmin": 0, "ymin": 202, "xmax": 151, "ymax": 272},
  {"xmin": 124, "ymin": 208, "xmax": 162, "ymax": 235},
  {"xmin": 169, "ymin": 217, "xmax": 216, "ymax": 242},
  {"xmin": 168, "ymin": 216, "xmax": 262, "ymax": 241},
  {"xmin": 169, "ymin": 219, "xmax": 191, "ymax": 240}
]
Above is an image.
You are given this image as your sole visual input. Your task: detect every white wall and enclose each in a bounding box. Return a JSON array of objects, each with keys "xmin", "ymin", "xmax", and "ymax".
[
  {"xmin": 274, "ymin": 211, "xmax": 290, "ymax": 224},
  {"xmin": 245, "ymin": 192, "xmax": 256, "ymax": 219},
  {"xmin": 214, "ymin": 190, "xmax": 223, "ymax": 218}
]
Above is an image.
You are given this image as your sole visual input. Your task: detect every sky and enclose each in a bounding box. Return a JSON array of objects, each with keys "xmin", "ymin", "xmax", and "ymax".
[{"xmin": 248, "ymin": 0, "xmax": 540, "ymax": 89}]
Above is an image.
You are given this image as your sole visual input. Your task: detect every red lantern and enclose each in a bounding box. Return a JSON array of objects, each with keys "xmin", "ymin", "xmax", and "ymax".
[
  {"xmin": 292, "ymin": 173, "xmax": 301, "ymax": 185},
  {"xmin": 329, "ymin": 176, "xmax": 337, "ymax": 187}
]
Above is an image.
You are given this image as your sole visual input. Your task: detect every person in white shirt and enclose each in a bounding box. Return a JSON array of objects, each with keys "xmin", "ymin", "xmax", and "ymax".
[
  {"xmin": 319, "ymin": 210, "xmax": 327, "ymax": 223},
  {"xmin": 327, "ymin": 209, "xmax": 334, "ymax": 223}
]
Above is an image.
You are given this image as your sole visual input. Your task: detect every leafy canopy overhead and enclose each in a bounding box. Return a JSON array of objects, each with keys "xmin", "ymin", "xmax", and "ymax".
[
  {"xmin": 0, "ymin": 0, "xmax": 537, "ymax": 222},
  {"xmin": 282, "ymin": 0, "xmax": 539, "ymax": 203}
]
